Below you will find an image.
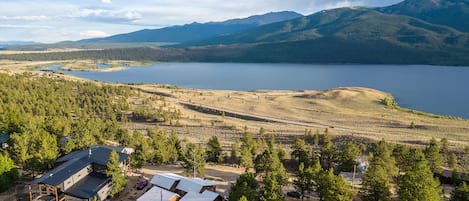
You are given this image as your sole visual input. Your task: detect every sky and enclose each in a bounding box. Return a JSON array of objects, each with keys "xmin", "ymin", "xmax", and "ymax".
[{"xmin": 0, "ymin": 0, "xmax": 403, "ymax": 43}]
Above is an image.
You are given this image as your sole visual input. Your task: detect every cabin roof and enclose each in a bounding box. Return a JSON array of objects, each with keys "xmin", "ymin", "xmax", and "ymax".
[
  {"xmin": 180, "ymin": 190, "xmax": 220, "ymax": 201},
  {"xmin": 137, "ymin": 186, "xmax": 180, "ymax": 201},
  {"xmin": 176, "ymin": 178, "xmax": 216, "ymax": 193},
  {"xmin": 30, "ymin": 146, "xmax": 129, "ymax": 186},
  {"xmin": 64, "ymin": 172, "xmax": 110, "ymax": 199},
  {"xmin": 151, "ymin": 173, "xmax": 184, "ymax": 190},
  {"xmin": 0, "ymin": 133, "xmax": 9, "ymax": 143}
]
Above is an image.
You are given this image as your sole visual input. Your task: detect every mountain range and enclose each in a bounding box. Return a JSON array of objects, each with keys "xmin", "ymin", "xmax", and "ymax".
[
  {"xmin": 3, "ymin": 0, "xmax": 469, "ymax": 65},
  {"xmin": 79, "ymin": 11, "xmax": 302, "ymax": 43}
]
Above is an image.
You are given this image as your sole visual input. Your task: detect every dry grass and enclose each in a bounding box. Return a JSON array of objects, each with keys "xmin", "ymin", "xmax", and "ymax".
[
  {"xmin": 134, "ymin": 84, "xmax": 469, "ymax": 149},
  {"xmin": 0, "ymin": 59, "xmax": 468, "ymax": 150}
]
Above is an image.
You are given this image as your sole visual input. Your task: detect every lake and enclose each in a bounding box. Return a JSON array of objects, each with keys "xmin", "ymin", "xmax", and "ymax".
[{"xmin": 45, "ymin": 63, "xmax": 469, "ymax": 119}]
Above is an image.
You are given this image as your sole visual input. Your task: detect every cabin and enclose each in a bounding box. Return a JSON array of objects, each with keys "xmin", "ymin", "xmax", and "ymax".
[
  {"xmin": 175, "ymin": 178, "xmax": 216, "ymax": 196},
  {"xmin": 151, "ymin": 173, "xmax": 185, "ymax": 192},
  {"xmin": 436, "ymin": 167, "xmax": 469, "ymax": 184},
  {"xmin": 339, "ymin": 172, "xmax": 363, "ymax": 186},
  {"xmin": 27, "ymin": 146, "xmax": 131, "ymax": 201},
  {"xmin": 0, "ymin": 132, "xmax": 9, "ymax": 149},
  {"xmin": 179, "ymin": 190, "xmax": 224, "ymax": 201},
  {"xmin": 142, "ymin": 173, "xmax": 222, "ymax": 201},
  {"xmin": 137, "ymin": 186, "xmax": 180, "ymax": 201}
]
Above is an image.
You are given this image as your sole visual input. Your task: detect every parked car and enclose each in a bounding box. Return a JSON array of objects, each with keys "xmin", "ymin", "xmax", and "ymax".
[
  {"xmin": 136, "ymin": 179, "xmax": 148, "ymax": 190},
  {"xmin": 286, "ymin": 190, "xmax": 301, "ymax": 198}
]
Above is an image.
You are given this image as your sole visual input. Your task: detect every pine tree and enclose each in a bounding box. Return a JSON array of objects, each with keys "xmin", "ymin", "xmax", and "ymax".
[
  {"xmin": 0, "ymin": 153, "xmax": 19, "ymax": 192},
  {"xmin": 440, "ymin": 138, "xmax": 449, "ymax": 154},
  {"xmin": 294, "ymin": 163, "xmax": 315, "ymax": 201},
  {"xmin": 229, "ymin": 172, "xmax": 258, "ymax": 201},
  {"xmin": 320, "ymin": 133, "xmax": 336, "ymax": 170},
  {"xmin": 241, "ymin": 131, "xmax": 257, "ymax": 155},
  {"xmin": 339, "ymin": 141, "xmax": 361, "ymax": 172},
  {"xmin": 106, "ymin": 149, "xmax": 127, "ymax": 197},
  {"xmin": 260, "ymin": 172, "xmax": 284, "ymax": 201},
  {"xmin": 361, "ymin": 156, "xmax": 391, "ymax": 201},
  {"xmin": 238, "ymin": 196, "xmax": 248, "ymax": 201},
  {"xmin": 231, "ymin": 140, "xmax": 240, "ymax": 159},
  {"xmin": 206, "ymin": 136, "xmax": 223, "ymax": 163},
  {"xmin": 240, "ymin": 146, "xmax": 254, "ymax": 171},
  {"xmin": 451, "ymin": 182, "xmax": 469, "ymax": 201},
  {"xmin": 372, "ymin": 139, "xmax": 398, "ymax": 177},
  {"xmin": 291, "ymin": 139, "xmax": 311, "ymax": 167},
  {"xmin": 425, "ymin": 138, "xmax": 443, "ymax": 174},
  {"xmin": 392, "ymin": 144, "xmax": 412, "ymax": 172},
  {"xmin": 317, "ymin": 169, "xmax": 353, "ymax": 201},
  {"xmin": 182, "ymin": 143, "xmax": 206, "ymax": 177},
  {"xmin": 449, "ymin": 153, "xmax": 458, "ymax": 169},
  {"xmin": 398, "ymin": 150, "xmax": 442, "ymax": 201}
]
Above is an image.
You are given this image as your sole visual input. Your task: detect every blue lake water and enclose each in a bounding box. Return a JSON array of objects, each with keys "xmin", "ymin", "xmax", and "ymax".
[{"xmin": 45, "ymin": 63, "xmax": 469, "ymax": 119}]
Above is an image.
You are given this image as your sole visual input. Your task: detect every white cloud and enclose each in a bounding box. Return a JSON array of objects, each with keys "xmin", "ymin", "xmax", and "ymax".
[
  {"xmin": 73, "ymin": 8, "xmax": 143, "ymax": 23},
  {"xmin": 0, "ymin": 15, "xmax": 48, "ymax": 21},
  {"xmin": 0, "ymin": 24, "xmax": 51, "ymax": 29},
  {"xmin": 101, "ymin": 0, "xmax": 112, "ymax": 4},
  {"xmin": 80, "ymin": 30, "xmax": 109, "ymax": 38}
]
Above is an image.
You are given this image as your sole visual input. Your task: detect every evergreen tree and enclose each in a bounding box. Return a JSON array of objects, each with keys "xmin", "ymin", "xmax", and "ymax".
[
  {"xmin": 238, "ymin": 196, "xmax": 248, "ymax": 201},
  {"xmin": 9, "ymin": 132, "xmax": 31, "ymax": 167},
  {"xmin": 398, "ymin": 150, "xmax": 442, "ymax": 201},
  {"xmin": 425, "ymin": 137, "xmax": 443, "ymax": 174},
  {"xmin": 241, "ymin": 131, "xmax": 257, "ymax": 155},
  {"xmin": 339, "ymin": 141, "xmax": 361, "ymax": 172},
  {"xmin": 0, "ymin": 152, "xmax": 19, "ymax": 192},
  {"xmin": 449, "ymin": 153, "xmax": 458, "ymax": 169},
  {"xmin": 182, "ymin": 143, "xmax": 206, "ymax": 177},
  {"xmin": 440, "ymin": 138, "xmax": 449, "ymax": 155},
  {"xmin": 294, "ymin": 163, "xmax": 316, "ymax": 201},
  {"xmin": 291, "ymin": 139, "xmax": 310, "ymax": 167},
  {"xmin": 361, "ymin": 156, "xmax": 391, "ymax": 201},
  {"xmin": 320, "ymin": 133, "xmax": 336, "ymax": 170},
  {"xmin": 240, "ymin": 146, "xmax": 254, "ymax": 171},
  {"xmin": 106, "ymin": 150, "xmax": 127, "ymax": 197},
  {"xmin": 254, "ymin": 145, "xmax": 289, "ymax": 187},
  {"xmin": 372, "ymin": 139, "xmax": 398, "ymax": 177},
  {"xmin": 167, "ymin": 131, "xmax": 181, "ymax": 163},
  {"xmin": 451, "ymin": 182, "xmax": 469, "ymax": 201},
  {"xmin": 231, "ymin": 140, "xmax": 240, "ymax": 159},
  {"xmin": 317, "ymin": 169, "xmax": 354, "ymax": 201},
  {"xmin": 229, "ymin": 172, "xmax": 258, "ymax": 201},
  {"xmin": 259, "ymin": 172, "xmax": 284, "ymax": 201},
  {"xmin": 392, "ymin": 144, "xmax": 412, "ymax": 172},
  {"xmin": 206, "ymin": 136, "xmax": 223, "ymax": 163}
]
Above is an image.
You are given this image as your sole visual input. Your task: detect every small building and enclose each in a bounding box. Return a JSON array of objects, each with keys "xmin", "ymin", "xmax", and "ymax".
[
  {"xmin": 176, "ymin": 178, "xmax": 216, "ymax": 196},
  {"xmin": 436, "ymin": 167, "xmax": 469, "ymax": 184},
  {"xmin": 137, "ymin": 186, "xmax": 180, "ymax": 201},
  {"xmin": 179, "ymin": 190, "xmax": 223, "ymax": 201},
  {"xmin": 0, "ymin": 132, "xmax": 9, "ymax": 149},
  {"xmin": 151, "ymin": 173, "xmax": 185, "ymax": 191},
  {"xmin": 28, "ymin": 146, "xmax": 130, "ymax": 201},
  {"xmin": 339, "ymin": 172, "xmax": 363, "ymax": 186}
]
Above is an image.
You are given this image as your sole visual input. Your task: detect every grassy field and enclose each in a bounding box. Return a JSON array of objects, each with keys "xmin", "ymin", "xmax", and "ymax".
[{"xmin": 0, "ymin": 59, "xmax": 467, "ymax": 151}]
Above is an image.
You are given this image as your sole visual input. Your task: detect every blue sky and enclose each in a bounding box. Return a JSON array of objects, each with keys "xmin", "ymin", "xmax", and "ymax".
[{"xmin": 0, "ymin": 0, "xmax": 402, "ymax": 43}]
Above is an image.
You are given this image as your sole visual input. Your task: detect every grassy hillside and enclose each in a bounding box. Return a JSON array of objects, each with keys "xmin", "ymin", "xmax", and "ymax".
[
  {"xmin": 379, "ymin": 0, "xmax": 469, "ymax": 32},
  {"xmin": 182, "ymin": 7, "xmax": 469, "ymax": 49}
]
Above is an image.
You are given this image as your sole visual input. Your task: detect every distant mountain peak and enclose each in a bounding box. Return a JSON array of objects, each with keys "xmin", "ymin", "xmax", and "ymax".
[
  {"xmin": 78, "ymin": 11, "xmax": 303, "ymax": 43},
  {"xmin": 220, "ymin": 11, "xmax": 303, "ymax": 25},
  {"xmin": 379, "ymin": 0, "xmax": 469, "ymax": 32}
]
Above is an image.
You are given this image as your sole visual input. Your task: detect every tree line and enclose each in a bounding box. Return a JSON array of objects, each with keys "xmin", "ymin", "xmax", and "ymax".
[
  {"xmin": 228, "ymin": 128, "xmax": 469, "ymax": 201},
  {"xmin": 0, "ymin": 72, "xmax": 179, "ymax": 191}
]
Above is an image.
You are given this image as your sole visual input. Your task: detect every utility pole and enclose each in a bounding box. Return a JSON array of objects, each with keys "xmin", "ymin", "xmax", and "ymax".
[
  {"xmin": 193, "ymin": 146, "xmax": 196, "ymax": 178},
  {"xmin": 352, "ymin": 164, "xmax": 356, "ymax": 190}
]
